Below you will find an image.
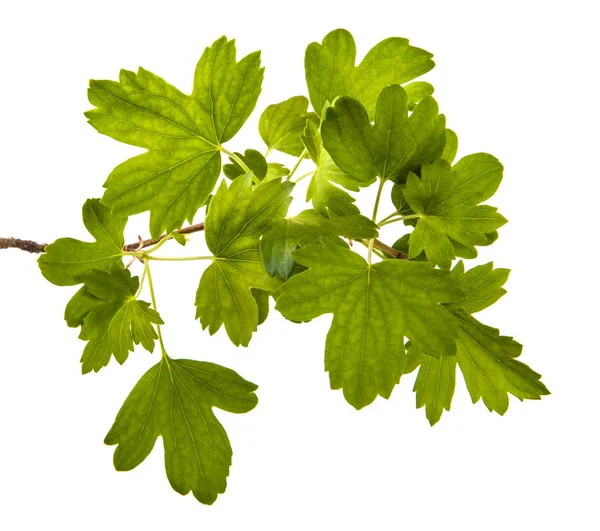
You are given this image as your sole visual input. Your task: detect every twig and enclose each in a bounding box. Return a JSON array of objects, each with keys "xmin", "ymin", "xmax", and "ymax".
[
  {"xmin": 1, "ymin": 222, "xmax": 206, "ymax": 254},
  {"xmin": 0, "ymin": 237, "xmax": 47, "ymax": 254}
]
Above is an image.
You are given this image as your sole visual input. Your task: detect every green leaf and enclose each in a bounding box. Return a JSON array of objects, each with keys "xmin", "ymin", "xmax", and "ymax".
[
  {"xmin": 105, "ymin": 357, "xmax": 258, "ymax": 505},
  {"xmin": 264, "ymin": 163, "xmax": 290, "ymax": 182},
  {"xmin": 86, "ymin": 37, "xmax": 263, "ymax": 237},
  {"xmin": 404, "ymin": 158, "xmax": 507, "ymax": 268},
  {"xmin": 450, "ymin": 261, "xmax": 510, "ymax": 314},
  {"xmin": 454, "ymin": 310, "xmax": 550, "ymax": 414},
  {"xmin": 404, "ymin": 81, "xmax": 435, "ymax": 110},
  {"xmin": 276, "ymin": 240, "xmax": 460, "ymax": 409},
  {"xmin": 305, "ymin": 29, "xmax": 434, "ymax": 117},
  {"xmin": 302, "ymin": 120, "xmax": 369, "ymax": 217},
  {"xmin": 321, "ymin": 85, "xmax": 446, "ymax": 183},
  {"xmin": 38, "ymin": 199, "xmax": 126, "ymax": 286},
  {"xmin": 195, "ymin": 174, "xmax": 292, "ymax": 346},
  {"xmin": 223, "ymin": 149, "xmax": 268, "ymax": 180},
  {"xmin": 251, "ymin": 288, "xmax": 272, "ymax": 325},
  {"xmin": 261, "ymin": 210, "xmax": 378, "ymax": 279},
  {"xmin": 442, "ymin": 129, "xmax": 458, "ymax": 164},
  {"xmin": 259, "ymin": 96, "xmax": 318, "ymax": 156},
  {"xmin": 413, "ymin": 351, "xmax": 456, "ymax": 426},
  {"xmin": 72, "ymin": 266, "xmax": 163, "ymax": 373}
]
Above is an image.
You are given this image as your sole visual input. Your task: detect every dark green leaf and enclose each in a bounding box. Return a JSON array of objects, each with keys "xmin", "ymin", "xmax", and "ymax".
[
  {"xmin": 261, "ymin": 210, "xmax": 378, "ymax": 279},
  {"xmin": 322, "ymin": 85, "xmax": 446, "ymax": 183},
  {"xmin": 38, "ymin": 199, "xmax": 126, "ymax": 286},
  {"xmin": 105, "ymin": 357, "xmax": 258, "ymax": 505},
  {"xmin": 301, "ymin": 120, "xmax": 369, "ymax": 217}
]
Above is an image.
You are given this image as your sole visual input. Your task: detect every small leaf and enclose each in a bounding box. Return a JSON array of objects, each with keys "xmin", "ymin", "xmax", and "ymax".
[
  {"xmin": 261, "ymin": 209, "xmax": 378, "ymax": 279},
  {"xmin": 404, "ymin": 159, "xmax": 507, "ymax": 268},
  {"xmin": 413, "ymin": 352, "xmax": 456, "ymax": 426},
  {"xmin": 260, "ymin": 96, "xmax": 318, "ymax": 156},
  {"xmin": 301, "ymin": 120, "xmax": 369, "ymax": 217},
  {"xmin": 74, "ymin": 266, "xmax": 163, "ymax": 373},
  {"xmin": 39, "ymin": 199, "xmax": 126, "ymax": 286},
  {"xmin": 450, "ymin": 261, "xmax": 511, "ymax": 314}
]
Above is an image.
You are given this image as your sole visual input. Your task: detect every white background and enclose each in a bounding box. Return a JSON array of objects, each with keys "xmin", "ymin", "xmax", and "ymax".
[{"xmin": 0, "ymin": 0, "xmax": 598, "ymax": 529}]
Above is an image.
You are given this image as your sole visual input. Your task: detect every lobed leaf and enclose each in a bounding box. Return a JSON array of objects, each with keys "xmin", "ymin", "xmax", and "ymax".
[
  {"xmin": 38, "ymin": 199, "xmax": 126, "ymax": 286},
  {"xmin": 305, "ymin": 29, "xmax": 434, "ymax": 118},
  {"xmin": 105, "ymin": 357, "xmax": 258, "ymax": 505},
  {"xmin": 404, "ymin": 158, "xmax": 507, "ymax": 268},
  {"xmin": 87, "ymin": 37, "xmax": 264, "ymax": 237},
  {"xmin": 276, "ymin": 240, "xmax": 461, "ymax": 409},
  {"xmin": 66, "ymin": 266, "xmax": 162, "ymax": 373},
  {"xmin": 195, "ymin": 174, "xmax": 292, "ymax": 346},
  {"xmin": 321, "ymin": 85, "xmax": 447, "ymax": 183},
  {"xmin": 261, "ymin": 209, "xmax": 378, "ymax": 279}
]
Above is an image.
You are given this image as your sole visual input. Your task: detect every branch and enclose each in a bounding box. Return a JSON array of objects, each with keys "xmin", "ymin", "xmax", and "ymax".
[
  {"xmin": 0, "ymin": 237, "xmax": 47, "ymax": 253},
  {"xmin": 1, "ymin": 222, "xmax": 206, "ymax": 255},
  {"xmin": 123, "ymin": 222, "xmax": 205, "ymax": 251},
  {"xmin": 2, "ymin": 224, "xmax": 409, "ymax": 261},
  {"xmin": 372, "ymin": 238, "xmax": 409, "ymax": 260}
]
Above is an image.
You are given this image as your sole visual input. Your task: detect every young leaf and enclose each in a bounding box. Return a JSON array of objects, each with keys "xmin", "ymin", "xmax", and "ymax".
[
  {"xmin": 302, "ymin": 120, "xmax": 370, "ymax": 217},
  {"xmin": 454, "ymin": 310, "xmax": 550, "ymax": 414},
  {"xmin": 276, "ymin": 240, "xmax": 461, "ymax": 409},
  {"xmin": 195, "ymin": 174, "xmax": 292, "ymax": 346},
  {"xmin": 105, "ymin": 357, "xmax": 258, "ymax": 505},
  {"xmin": 404, "ymin": 159, "xmax": 507, "ymax": 268},
  {"xmin": 38, "ymin": 199, "xmax": 125, "ymax": 286},
  {"xmin": 413, "ymin": 351, "xmax": 456, "ymax": 426},
  {"xmin": 449, "ymin": 261, "xmax": 511, "ymax": 314},
  {"xmin": 71, "ymin": 266, "xmax": 163, "ymax": 373},
  {"xmin": 259, "ymin": 96, "xmax": 318, "ymax": 156},
  {"xmin": 223, "ymin": 149, "xmax": 268, "ymax": 180},
  {"xmin": 404, "ymin": 81, "xmax": 435, "ymax": 110},
  {"xmin": 86, "ymin": 37, "xmax": 264, "ymax": 237},
  {"xmin": 261, "ymin": 209, "xmax": 378, "ymax": 279},
  {"xmin": 305, "ymin": 29, "xmax": 434, "ymax": 117},
  {"xmin": 321, "ymin": 85, "xmax": 446, "ymax": 183}
]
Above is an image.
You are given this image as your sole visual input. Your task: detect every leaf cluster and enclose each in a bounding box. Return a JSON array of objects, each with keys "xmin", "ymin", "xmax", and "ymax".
[{"xmin": 38, "ymin": 29, "xmax": 549, "ymax": 505}]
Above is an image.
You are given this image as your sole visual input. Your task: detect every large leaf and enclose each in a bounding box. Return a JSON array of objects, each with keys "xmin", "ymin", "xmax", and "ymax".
[
  {"xmin": 276, "ymin": 240, "xmax": 460, "ymax": 409},
  {"xmin": 195, "ymin": 174, "xmax": 292, "ymax": 346},
  {"xmin": 321, "ymin": 85, "xmax": 446, "ymax": 183},
  {"xmin": 105, "ymin": 357, "xmax": 258, "ymax": 505},
  {"xmin": 305, "ymin": 29, "xmax": 434, "ymax": 117},
  {"xmin": 38, "ymin": 199, "xmax": 126, "ymax": 286},
  {"xmin": 87, "ymin": 37, "xmax": 264, "ymax": 237}
]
